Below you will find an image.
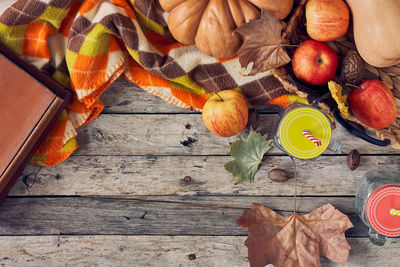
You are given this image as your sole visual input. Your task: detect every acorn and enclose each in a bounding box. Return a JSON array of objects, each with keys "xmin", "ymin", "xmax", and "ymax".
[
  {"xmin": 348, "ymin": 149, "xmax": 360, "ymax": 171},
  {"xmin": 268, "ymin": 168, "xmax": 290, "ymax": 182},
  {"xmin": 340, "ymin": 50, "xmax": 365, "ymax": 85}
]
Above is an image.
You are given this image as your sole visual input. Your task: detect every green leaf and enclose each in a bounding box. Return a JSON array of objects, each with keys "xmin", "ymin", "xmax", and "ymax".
[{"xmin": 225, "ymin": 130, "xmax": 272, "ymax": 184}]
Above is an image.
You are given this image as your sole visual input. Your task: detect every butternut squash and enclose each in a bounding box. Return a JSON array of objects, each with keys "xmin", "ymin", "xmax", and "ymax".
[
  {"xmin": 346, "ymin": 0, "xmax": 400, "ymax": 67},
  {"xmin": 159, "ymin": 0, "xmax": 293, "ymax": 59}
]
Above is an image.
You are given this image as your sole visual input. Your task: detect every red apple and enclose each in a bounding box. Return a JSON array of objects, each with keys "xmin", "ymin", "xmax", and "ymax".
[
  {"xmin": 349, "ymin": 80, "xmax": 397, "ymax": 129},
  {"xmin": 292, "ymin": 40, "xmax": 338, "ymax": 86},
  {"xmin": 306, "ymin": 0, "xmax": 349, "ymax": 42},
  {"xmin": 202, "ymin": 90, "xmax": 248, "ymax": 137}
]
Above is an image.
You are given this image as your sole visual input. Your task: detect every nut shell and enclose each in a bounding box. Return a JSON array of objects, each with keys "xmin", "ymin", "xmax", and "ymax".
[
  {"xmin": 268, "ymin": 168, "xmax": 290, "ymax": 182},
  {"xmin": 347, "ymin": 149, "xmax": 360, "ymax": 171},
  {"xmin": 340, "ymin": 50, "xmax": 365, "ymax": 85}
]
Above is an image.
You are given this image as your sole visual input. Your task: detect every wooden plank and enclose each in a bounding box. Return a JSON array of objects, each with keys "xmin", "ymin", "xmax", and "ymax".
[
  {"xmin": 0, "ymin": 235, "xmax": 397, "ymax": 267},
  {"xmin": 74, "ymin": 114, "xmax": 271, "ymax": 156},
  {"xmin": 74, "ymin": 114, "xmax": 397, "ymax": 156},
  {"xmin": 101, "ymin": 78, "xmax": 194, "ymax": 114},
  {"xmin": 0, "ymin": 196, "xmax": 366, "ymax": 236},
  {"xmin": 11, "ymin": 155, "xmax": 400, "ymax": 197},
  {"xmin": 101, "ymin": 79, "xmax": 281, "ymax": 114}
]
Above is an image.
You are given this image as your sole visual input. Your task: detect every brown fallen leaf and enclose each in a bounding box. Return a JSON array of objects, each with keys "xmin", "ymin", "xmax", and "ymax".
[
  {"xmin": 234, "ymin": 10, "xmax": 291, "ymax": 76},
  {"xmin": 237, "ymin": 203, "xmax": 353, "ymax": 267}
]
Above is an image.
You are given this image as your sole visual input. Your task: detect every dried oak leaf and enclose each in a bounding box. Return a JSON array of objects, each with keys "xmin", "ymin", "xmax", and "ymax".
[
  {"xmin": 234, "ymin": 11, "xmax": 291, "ymax": 76},
  {"xmin": 328, "ymin": 81, "xmax": 349, "ymax": 119},
  {"xmin": 237, "ymin": 203, "xmax": 353, "ymax": 267},
  {"xmin": 225, "ymin": 130, "xmax": 272, "ymax": 184}
]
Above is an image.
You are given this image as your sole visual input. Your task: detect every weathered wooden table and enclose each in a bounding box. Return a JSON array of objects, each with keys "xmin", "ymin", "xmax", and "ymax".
[{"xmin": 0, "ymin": 79, "xmax": 399, "ymax": 266}]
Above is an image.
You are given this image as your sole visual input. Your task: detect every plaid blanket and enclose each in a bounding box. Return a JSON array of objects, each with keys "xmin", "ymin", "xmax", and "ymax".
[{"xmin": 0, "ymin": 0, "xmax": 289, "ymax": 166}]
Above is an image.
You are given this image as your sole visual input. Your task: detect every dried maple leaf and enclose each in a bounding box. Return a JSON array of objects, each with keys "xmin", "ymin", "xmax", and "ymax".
[
  {"xmin": 328, "ymin": 81, "xmax": 349, "ymax": 119},
  {"xmin": 224, "ymin": 130, "xmax": 272, "ymax": 184},
  {"xmin": 237, "ymin": 203, "xmax": 353, "ymax": 267},
  {"xmin": 234, "ymin": 10, "xmax": 291, "ymax": 76}
]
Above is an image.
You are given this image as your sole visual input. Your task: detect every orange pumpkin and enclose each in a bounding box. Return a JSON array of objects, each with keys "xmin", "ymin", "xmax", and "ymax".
[{"xmin": 159, "ymin": 0, "xmax": 293, "ymax": 59}]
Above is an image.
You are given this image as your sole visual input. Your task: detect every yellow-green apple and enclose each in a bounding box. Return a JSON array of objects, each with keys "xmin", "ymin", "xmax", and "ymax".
[
  {"xmin": 349, "ymin": 80, "xmax": 397, "ymax": 129},
  {"xmin": 292, "ymin": 40, "xmax": 338, "ymax": 86},
  {"xmin": 306, "ymin": 0, "xmax": 349, "ymax": 42},
  {"xmin": 202, "ymin": 90, "xmax": 248, "ymax": 137}
]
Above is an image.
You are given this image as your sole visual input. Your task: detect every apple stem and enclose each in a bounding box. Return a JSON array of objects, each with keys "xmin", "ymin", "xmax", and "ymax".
[{"xmin": 215, "ymin": 92, "xmax": 224, "ymax": 102}]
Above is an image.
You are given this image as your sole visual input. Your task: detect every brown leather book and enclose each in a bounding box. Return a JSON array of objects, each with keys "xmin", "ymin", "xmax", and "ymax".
[{"xmin": 0, "ymin": 43, "xmax": 71, "ymax": 203}]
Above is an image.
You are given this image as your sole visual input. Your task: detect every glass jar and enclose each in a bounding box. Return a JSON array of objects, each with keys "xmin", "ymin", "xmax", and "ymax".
[
  {"xmin": 355, "ymin": 170, "xmax": 400, "ymax": 245},
  {"xmin": 273, "ymin": 103, "xmax": 333, "ymax": 160}
]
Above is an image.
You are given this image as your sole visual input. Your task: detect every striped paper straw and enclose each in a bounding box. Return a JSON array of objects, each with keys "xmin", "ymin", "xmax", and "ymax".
[
  {"xmin": 302, "ymin": 130, "xmax": 322, "ymax": 147},
  {"xmin": 390, "ymin": 208, "xmax": 400, "ymax": 216}
]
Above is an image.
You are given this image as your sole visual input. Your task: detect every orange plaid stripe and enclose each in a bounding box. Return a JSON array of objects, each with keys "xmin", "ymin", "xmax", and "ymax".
[
  {"xmin": 66, "ymin": 97, "xmax": 104, "ymax": 127},
  {"xmin": 170, "ymin": 88, "xmax": 208, "ymax": 110},
  {"xmin": 82, "ymin": 63, "xmax": 124, "ymax": 108},
  {"xmin": 22, "ymin": 22, "xmax": 55, "ymax": 59},
  {"xmin": 217, "ymin": 55, "xmax": 237, "ymax": 63},
  {"xmin": 119, "ymin": 1, "xmax": 137, "ymax": 20},
  {"xmin": 70, "ymin": 53, "xmax": 109, "ymax": 90},
  {"xmin": 145, "ymin": 32, "xmax": 185, "ymax": 55},
  {"xmin": 79, "ymin": 0, "xmax": 100, "ymax": 15},
  {"xmin": 125, "ymin": 57, "xmax": 170, "ymax": 88},
  {"xmin": 59, "ymin": 1, "xmax": 81, "ymax": 37},
  {"xmin": 35, "ymin": 110, "xmax": 70, "ymax": 155},
  {"xmin": 108, "ymin": 36, "xmax": 121, "ymax": 52}
]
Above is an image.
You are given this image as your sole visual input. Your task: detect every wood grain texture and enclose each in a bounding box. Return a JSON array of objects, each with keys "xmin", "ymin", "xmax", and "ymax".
[
  {"xmin": 0, "ymin": 235, "xmax": 398, "ymax": 267},
  {"xmin": 101, "ymin": 78, "xmax": 194, "ymax": 114},
  {"xmin": 0, "ymin": 196, "xmax": 365, "ymax": 236},
  {"xmin": 74, "ymin": 114, "xmax": 266, "ymax": 156},
  {"xmin": 101, "ymin": 78, "xmax": 281, "ymax": 114},
  {"xmin": 0, "ymin": 3, "xmax": 397, "ymax": 266},
  {"xmin": 74, "ymin": 114, "xmax": 396, "ymax": 156},
  {"xmin": 11, "ymin": 156, "xmax": 400, "ymax": 197}
]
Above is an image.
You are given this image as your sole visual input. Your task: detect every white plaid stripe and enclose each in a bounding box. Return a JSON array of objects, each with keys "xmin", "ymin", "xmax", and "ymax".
[
  {"xmin": 39, "ymin": 0, "xmax": 57, "ymax": 4},
  {"xmin": 21, "ymin": 55, "xmax": 48, "ymax": 69},
  {"xmin": 0, "ymin": 0, "xmax": 15, "ymax": 12},
  {"xmin": 221, "ymin": 59, "xmax": 271, "ymax": 87},
  {"xmin": 132, "ymin": 19, "xmax": 161, "ymax": 55},
  {"xmin": 167, "ymin": 45, "xmax": 218, "ymax": 73},
  {"xmin": 48, "ymin": 32, "xmax": 68, "ymax": 69},
  {"xmin": 163, "ymin": 45, "xmax": 273, "ymax": 91}
]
